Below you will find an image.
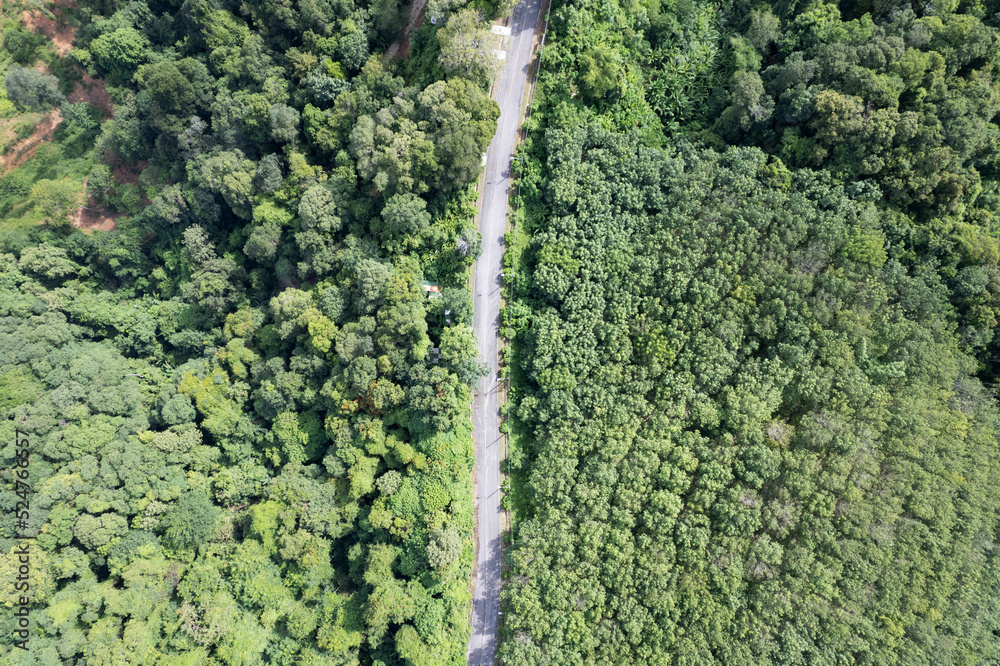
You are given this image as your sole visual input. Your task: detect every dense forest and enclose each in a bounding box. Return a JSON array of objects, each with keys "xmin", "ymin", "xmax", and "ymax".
[
  {"xmin": 500, "ymin": 0, "xmax": 1000, "ymax": 664},
  {"xmin": 0, "ymin": 0, "xmax": 510, "ymax": 663}
]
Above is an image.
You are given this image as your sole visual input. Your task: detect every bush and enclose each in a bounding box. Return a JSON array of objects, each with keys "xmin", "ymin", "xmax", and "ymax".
[
  {"xmin": 0, "ymin": 97, "xmax": 16, "ymax": 119},
  {"xmin": 3, "ymin": 24, "xmax": 44, "ymax": 64},
  {"xmin": 55, "ymin": 102, "xmax": 100, "ymax": 156},
  {"xmin": 13, "ymin": 118, "xmax": 36, "ymax": 140},
  {"xmin": 115, "ymin": 182, "xmax": 144, "ymax": 214},
  {"xmin": 0, "ymin": 169, "xmax": 32, "ymax": 197}
]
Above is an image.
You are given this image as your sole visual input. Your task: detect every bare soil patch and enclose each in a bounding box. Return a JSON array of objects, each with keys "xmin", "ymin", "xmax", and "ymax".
[
  {"xmin": 0, "ymin": 109, "xmax": 60, "ymax": 172},
  {"xmin": 17, "ymin": 0, "xmax": 119, "ymax": 231},
  {"xmin": 385, "ymin": 0, "xmax": 429, "ymax": 60},
  {"xmin": 68, "ymin": 71, "xmax": 114, "ymax": 118},
  {"xmin": 109, "ymin": 156, "xmax": 149, "ymax": 187},
  {"xmin": 72, "ymin": 194, "xmax": 120, "ymax": 232},
  {"xmin": 21, "ymin": 0, "xmax": 77, "ymax": 57},
  {"xmin": 22, "ymin": 0, "xmax": 114, "ymax": 119}
]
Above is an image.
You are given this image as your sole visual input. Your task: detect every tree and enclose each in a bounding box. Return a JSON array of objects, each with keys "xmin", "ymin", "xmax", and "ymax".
[
  {"xmin": 254, "ymin": 154, "xmax": 284, "ymax": 192},
  {"xmin": 5, "ymin": 65, "xmax": 63, "ymax": 111},
  {"xmin": 18, "ymin": 242, "xmax": 81, "ymax": 279},
  {"xmin": 347, "ymin": 356, "xmax": 377, "ymax": 392},
  {"xmin": 355, "ymin": 259, "xmax": 391, "ymax": 314},
  {"xmin": 337, "ymin": 23, "xmax": 370, "ymax": 71},
  {"xmin": 745, "ymin": 9, "xmax": 781, "ymax": 52},
  {"xmin": 244, "ymin": 223, "xmax": 282, "ymax": 260},
  {"xmin": 136, "ymin": 58, "xmax": 214, "ymax": 136},
  {"xmin": 426, "ymin": 526, "xmax": 462, "ymax": 570},
  {"xmin": 319, "ymin": 285, "xmax": 346, "ymax": 323},
  {"xmin": 270, "ymin": 104, "xmax": 300, "ymax": 144},
  {"xmin": 370, "ymin": 0, "xmax": 404, "ymax": 42},
  {"xmin": 348, "ymin": 108, "xmax": 439, "ymax": 196},
  {"xmin": 74, "ymin": 513, "xmax": 129, "ymax": 550},
  {"xmin": 181, "ymin": 225, "xmax": 247, "ymax": 317},
  {"xmin": 161, "ymin": 492, "xmax": 220, "ymax": 550},
  {"xmin": 56, "ymin": 101, "xmax": 101, "ymax": 156},
  {"xmin": 161, "ymin": 393, "xmax": 197, "ymax": 425},
  {"xmin": 30, "ymin": 179, "xmax": 85, "ymax": 226},
  {"xmin": 714, "ymin": 71, "xmax": 773, "ymax": 139},
  {"xmin": 3, "ymin": 21, "xmax": 46, "ymax": 64},
  {"xmin": 304, "ymin": 61, "xmax": 351, "ymax": 105},
  {"xmin": 375, "ymin": 193, "xmax": 431, "ymax": 247},
  {"xmin": 197, "ymin": 150, "xmax": 256, "ymax": 218},
  {"xmin": 438, "ymin": 9, "xmax": 501, "ymax": 85},
  {"xmin": 578, "ymin": 45, "xmax": 621, "ymax": 100},
  {"xmin": 376, "ymin": 470, "xmax": 402, "ymax": 495},
  {"xmin": 298, "ymin": 185, "xmax": 342, "ymax": 232},
  {"xmin": 439, "ymin": 287, "xmax": 473, "ymax": 325},
  {"xmin": 90, "ymin": 27, "xmax": 149, "ymax": 80},
  {"xmin": 440, "ymin": 325, "xmax": 483, "ymax": 387}
]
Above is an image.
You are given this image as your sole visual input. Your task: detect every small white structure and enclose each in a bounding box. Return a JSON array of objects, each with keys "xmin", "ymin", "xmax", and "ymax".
[
  {"xmin": 491, "ymin": 25, "xmax": 512, "ymax": 36},
  {"xmin": 422, "ymin": 281, "xmax": 443, "ymax": 298},
  {"xmin": 495, "ymin": 49, "xmax": 506, "ymax": 60}
]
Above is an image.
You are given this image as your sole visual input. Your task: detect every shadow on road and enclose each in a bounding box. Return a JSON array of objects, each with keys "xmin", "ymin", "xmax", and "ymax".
[{"xmin": 468, "ymin": 533, "xmax": 505, "ymax": 665}]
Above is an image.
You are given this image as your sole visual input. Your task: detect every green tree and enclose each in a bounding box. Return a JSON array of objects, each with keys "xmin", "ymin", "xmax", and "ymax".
[
  {"xmin": 438, "ymin": 9, "xmax": 501, "ymax": 85},
  {"xmin": 90, "ymin": 27, "xmax": 149, "ymax": 80},
  {"xmin": 579, "ymin": 46, "xmax": 622, "ymax": 100},
  {"xmin": 5, "ymin": 65, "xmax": 64, "ymax": 111},
  {"xmin": 161, "ymin": 492, "xmax": 220, "ymax": 550},
  {"xmin": 136, "ymin": 58, "xmax": 214, "ymax": 136},
  {"xmin": 197, "ymin": 150, "xmax": 256, "ymax": 218},
  {"xmin": 426, "ymin": 525, "xmax": 462, "ymax": 570},
  {"xmin": 269, "ymin": 104, "xmax": 300, "ymax": 144},
  {"xmin": 30, "ymin": 179, "xmax": 85, "ymax": 226},
  {"xmin": 375, "ymin": 193, "xmax": 431, "ymax": 248}
]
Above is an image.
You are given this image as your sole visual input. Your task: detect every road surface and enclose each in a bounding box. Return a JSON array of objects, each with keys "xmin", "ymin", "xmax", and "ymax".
[{"xmin": 468, "ymin": 0, "xmax": 544, "ymax": 663}]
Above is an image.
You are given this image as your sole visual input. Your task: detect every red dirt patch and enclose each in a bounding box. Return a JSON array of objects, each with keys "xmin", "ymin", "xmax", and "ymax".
[
  {"xmin": 72, "ymin": 193, "xmax": 121, "ymax": 232},
  {"xmin": 109, "ymin": 156, "xmax": 149, "ymax": 187},
  {"xmin": 17, "ymin": 0, "xmax": 120, "ymax": 232},
  {"xmin": 68, "ymin": 71, "xmax": 114, "ymax": 119},
  {"xmin": 21, "ymin": 0, "xmax": 77, "ymax": 57},
  {"xmin": 386, "ymin": 0, "xmax": 429, "ymax": 60},
  {"xmin": 22, "ymin": 0, "xmax": 114, "ymax": 119},
  {"xmin": 0, "ymin": 109, "xmax": 61, "ymax": 172}
]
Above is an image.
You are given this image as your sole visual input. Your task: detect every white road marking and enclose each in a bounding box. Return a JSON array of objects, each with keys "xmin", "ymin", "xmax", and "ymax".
[{"xmin": 469, "ymin": 0, "xmax": 543, "ymax": 664}]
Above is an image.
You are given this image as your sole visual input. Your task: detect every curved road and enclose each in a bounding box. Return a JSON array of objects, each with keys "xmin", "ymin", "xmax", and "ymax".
[{"xmin": 468, "ymin": 0, "xmax": 544, "ymax": 663}]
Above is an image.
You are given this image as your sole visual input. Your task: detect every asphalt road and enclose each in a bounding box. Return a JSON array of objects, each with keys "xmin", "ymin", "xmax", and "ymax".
[{"xmin": 468, "ymin": 0, "xmax": 543, "ymax": 663}]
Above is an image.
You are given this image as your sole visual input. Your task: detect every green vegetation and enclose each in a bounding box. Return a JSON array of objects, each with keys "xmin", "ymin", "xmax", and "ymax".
[
  {"xmin": 0, "ymin": 10, "xmax": 95, "ymax": 233},
  {"xmin": 500, "ymin": 0, "xmax": 1000, "ymax": 664},
  {"xmin": 0, "ymin": 0, "xmax": 512, "ymax": 663}
]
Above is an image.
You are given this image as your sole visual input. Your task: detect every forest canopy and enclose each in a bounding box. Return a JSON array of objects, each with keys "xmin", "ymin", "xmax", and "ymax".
[
  {"xmin": 0, "ymin": 0, "xmax": 509, "ymax": 662},
  {"xmin": 498, "ymin": 0, "xmax": 1000, "ymax": 663}
]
